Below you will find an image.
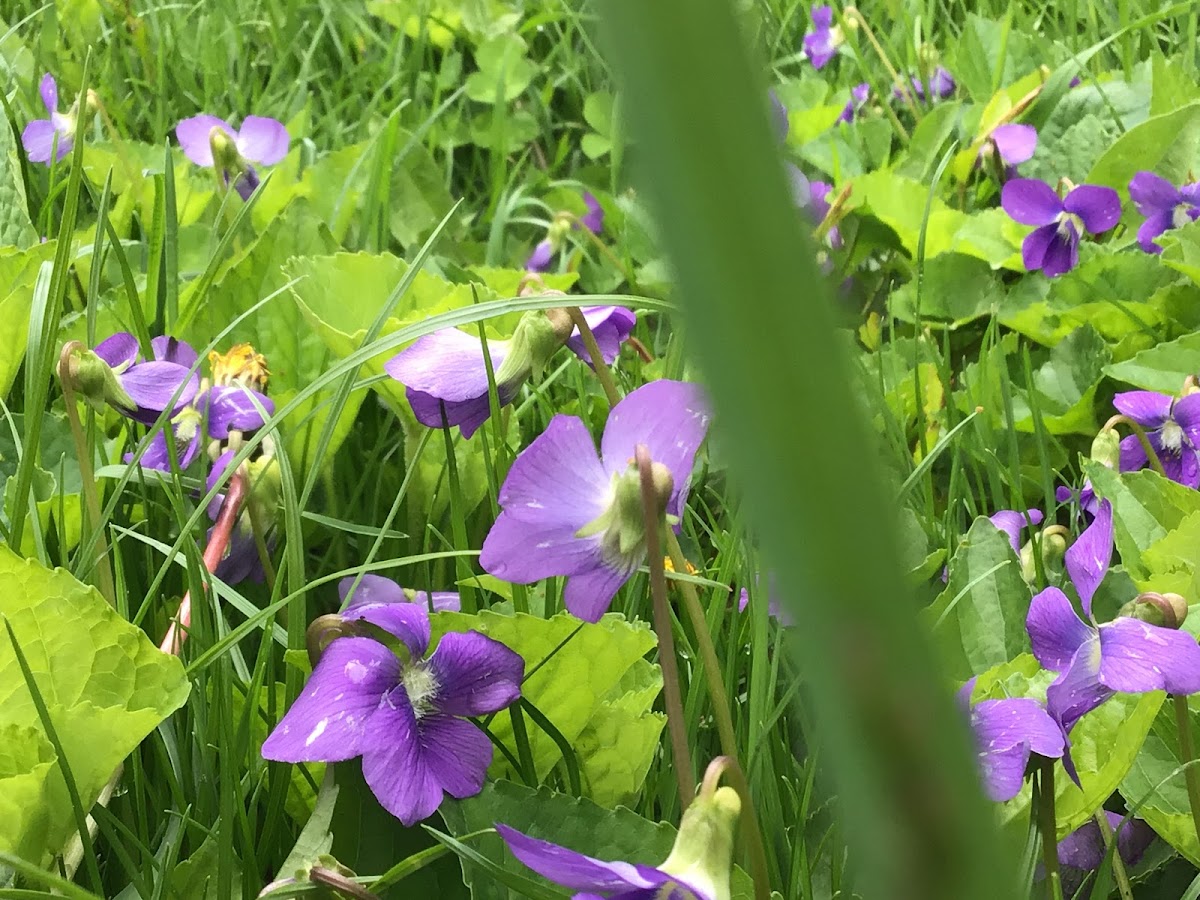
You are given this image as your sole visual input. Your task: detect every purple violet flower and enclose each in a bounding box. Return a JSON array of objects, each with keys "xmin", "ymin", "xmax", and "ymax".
[
  {"xmin": 802, "ymin": 5, "xmax": 840, "ymax": 70},
  {"xmin": 837, "ymin": 83, "xmax": 871, "ymax": 124},
  {"xmin": 808, "ymin": 181, "xmax": 843, "ymax": 249},
  {"xmin": 175, "ymin": 114, "xmax": 289, "ymax": 201},
  {"xmin": 525, "ymin": 193, "xmax": 605, "ymax": 272},
  {"xmin": 261, "ymin": 603, "xmax": 523, "ymax": 825},
  {"xmin": 22, "ymin": 74, "xmax": 79, "ymax": 164},
  {"xmin": 895, "ymin": 67, "xmax": 956, "ymax": 102},
  {"xmin": 339, "ymin": 573, "xmax": 461, "ymax": 614},
  {"xmin": 1026, "ymin": 500, "xmax": 1200, "ymax": 732},
  {"xmin": 93, "ymin": 332, "xmax": 201, "ymax": 426},
  {"xmin": 1129, "ymin": 171, "xmax": 1200, "ymax": 254},
  {"xmin": 737, "ymin": 574, "xmax": 793, "ymax": 626},
  {"xmin": 1113, "ymin": 391, "xmax": 1200, "ymax": 487},
  {"xmin": 1056, "ymin": 482, "xmax": 1101, "ymax": 518},
  {"xmin": 978, "ymin": 124, "xmax": 1038, "ymax": 175},
  {"xmin": 385, "ymin": 307, "xmax": 635, "ymax": 438},
  {"xmin": 480, "ymin": 380, "xmax": 711, "ymax": 622},
  {"xmin": 1057, "ymin": 811, "xmax": 1154, "ymax": 873},
  {"xmin": 1001, "ymin": 179, "xmax": 1121, "ymax": 278},
  {"xmin": 966, "ymin": 695, "xmax": 1067, "ymax": 801}
]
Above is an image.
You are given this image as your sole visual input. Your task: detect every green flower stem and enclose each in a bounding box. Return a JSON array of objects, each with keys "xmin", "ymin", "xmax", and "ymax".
[
  {"xmin": 1103, "ymin": 414, "xmax": 1166, "ymax": 478},
  {"xmin": 565, "ymin": 306, "xmax": 622, "ymax": 409},
  {"xmin": 665, "ymin": 530, "xmax": 737, "ymax": 758},
  {"xmin": 1094, "ymin": 810, "xmax": 1134, "ymax": 900},
  {"xmin": 1037, "ymin": 760, "xmax": 1063, "ymax": 900},
  {"xmin": 637, "ymin": 445, "xmax": 696, "ymax": 807},
  {"xmin": 1172, "ymin": 693, "xmax": 1200, "ymax": 851},
  {"xmin": 57, "ymin": 346, "xmax": 116, "ymax": 606}
]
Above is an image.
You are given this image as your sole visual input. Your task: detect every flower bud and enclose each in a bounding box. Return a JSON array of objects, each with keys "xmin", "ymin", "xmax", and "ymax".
[
  {"xmin": 1119, "ymin": 591, "xmax": 1189, "ymax": 630},
  {"xmin": 576, "ymin": 460, "xmax": 674, "ymax": 565},
  {"xmin": 1090, "ymin": 428, "xmax": 1121, "ymax": 470},
  {"xmin": 494, "ymin": 309, "xmax": 573, "ymax": 387},
  {"xmin": 84, "ymin": 89, "xmax": 101, "ymax": 118},
  {"xmin": 209, "ymin": 126, "xmax": 241, "ymax": 173},
  {"xmin": 658, "ymin": 785, "xmax": 741, "ymax": 900},
  {"xmin": 1183, "ymin": 375, "xmax": 1199, "ymax": 398},
  {"xmin": 60, "ymin": 341, "xmax": 135, "ymax": 412}
]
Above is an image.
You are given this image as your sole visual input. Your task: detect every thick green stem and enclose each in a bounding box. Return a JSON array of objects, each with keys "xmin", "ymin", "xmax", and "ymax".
[
  {"xmin": 565, "ymin": 306, "xmax": 622, "ymax": 408},
  {"xmin": 1103, "ymin": 414, "xmax": 1166, "ymax": 478},
  {"xmin": 636, "ymin": 445, "xmax": 695, "ymax": 807},
  {"xmin": 1094, "ymin": 810, "xmax": 1134, "ymax": 900},
  {"xmin": 1172, "ymin": 693, "xmax": 1200, "ymax": 850},
  {"xmin": 715, "ymin": 757, "xmax": 773, "ymax": 900},
  {"xmin": 1037, "ymin": 761, "xmax": 1063, "ymax": 900}
]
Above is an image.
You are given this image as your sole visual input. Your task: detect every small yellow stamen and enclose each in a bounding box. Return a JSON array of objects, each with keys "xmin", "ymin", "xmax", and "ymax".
[
  {"xmin": 663, "ymin": 556, "xmax": 698, "ymax": 575},
  {"xmin": 209, "ymin": 343, "xmax": 270, "ymax": 391}
]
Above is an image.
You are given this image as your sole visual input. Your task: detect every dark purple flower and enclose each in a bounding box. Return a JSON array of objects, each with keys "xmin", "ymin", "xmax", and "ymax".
[
  {"xmin": 1113, "ymin": 391, "xmax": 1200, "ymax": 487},
  {"xmin": 895, "ymin": 67, "xmax": 956, "ymax": 102},
  {"xmin": 837, "ymin": 83, "xmax": 870, "ymax": 124},
  {"xmin": 212, "ymin": 527, "xmax": 266, "ymax": 584},
  {"xmin": 94, "ymin": 332, "xmax": 200, "ymax": 426},
  {"xmin": 385, "ymin": 307, "xmax": 635, "ymax": 438},
  {"xmin": 978, "ymin": 124, "xmax": 1038, "ymax": 174},
  {"xmin": 803, "ymin": 5, "xmax": 840, "ymax": 69},
  {"xmin": 990, "ymin": 508, "xmax": 1045, "ymax": 556},
  {"xmin": 1026, "ymin": 500, "xmax": 1200, "ymax": 732},
  {"xmin": 967, "ymin": 696, "xmax": 1067, "ymax": 801},
  {"xmin": 339, "ymin": 573, "xmax": 460, "ymax": 614},
  {"xmin": 1129, "ymin": 171, "xmax": 1200, "ymax": 254},
  {"xmin": 1057, "ymin": 811, "xmax": 1154, "ymax": 872},
  {"xmin": 579, "ymin": 192, "xmax": 605, "ymax": 234},
  {"xmin": 1056, "ymin": 482, "xmax": 1100, "ymax": 517},
  {"xmin": 497, "ymin": 825, "xmax": 709, "ymax": 900},
  {"xmin": 525, "ymin": 192, "xmax": 605, "ymax": 271},
  {"xmin": 1001, "ymin": 179, "xmax": 1121, "ymax": 278},
  {"xmin": 262, "ymin": 602, "xmax": 522, "ymax": 825},
  {"xmin": 176, "ymin": 114, "xmax": 289, "ymax": 200},
  {"xmin": 526, "ymin": 239, "xmax": 555, "ymax": 273},
  {"xmin": 22, "ymin": 73, "xmax": 77, "ymax": 164},
  {"xmin": 480, "ymin": 380, "xmax": 711, "ymax": 622}
]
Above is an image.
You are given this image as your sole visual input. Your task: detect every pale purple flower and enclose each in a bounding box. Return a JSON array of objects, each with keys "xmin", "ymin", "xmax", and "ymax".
[
  {"xmin": 385, "ymin": 307, "xmax": 635, "ymax": 438},
  {"xmin": 1113, "ymin": 391, "xmax": 1200, "ymax": 487},
  {"xmin": 480, "ymin": 380, "xmax": 711, "ymax": 622},
  {"xmin": 895, "ymin": 67, "xmax": 956, "ymax": 102},
  {"xmin": 338, "ymin": 574, "xmax": 460, "ymax": 614},
  {"xmin": 1001, "ymin": 179, "xmax": 1121, "ymax": 277},
  {"xmin": 809, "ymin": 181, "xmax": 842, "ymax": 249},
  {"xmin": 978, "ymin": 124, "xmax": 1038, "ymax": 175},
  {"xmin": 175, "ymin": 114, "xmax": 289, "ymax": 200},
  {"xmin": 1026, "ymin": 500, "xmax": 1200, "ymax": 732},
  {"xmin": 738, "ymin": 574, "xmax": 793, "ymax": 626},
  {"xmin": 966, "ymin": 695, "xmax": 1067, "ymax": 801},
  {"xmin": 94, "ymin": 332, "xmax": 200, "ymax": 426},
  {"xmin": 261, "ymin": 603, "xmax": 522, "ymax": 825},
  {"xmin": 803, "ymin": 5, "xmax": 839, "ymax": 69},
  {"xmin": 22, "ymin": 74, "xmax": 75, "ymax": 164},
  {"xmin": 1129, "ymin": 171, "xmax": 1200, "ymax": 254},
  {"xmin": 497, "ymin": 825, "xmax": 709, "ymax": 900},
  {"xmin": 837, "ymin": 83, "xmax": 870, "ymax": 123},
  {"xmin": 1057, "ymin": 811, "xmax": 1154, "ymax": 872}
]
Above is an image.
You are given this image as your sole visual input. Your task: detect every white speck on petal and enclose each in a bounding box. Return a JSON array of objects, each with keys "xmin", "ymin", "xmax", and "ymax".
[{"xmin": 305, "ymin": 718, "xmax": 328, "ymax": 747}]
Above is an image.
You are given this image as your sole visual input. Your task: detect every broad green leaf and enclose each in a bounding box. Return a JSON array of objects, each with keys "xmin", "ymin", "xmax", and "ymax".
[
  {"xmin": 1104, "ymin": 328, "xmax": 1200, "ymax": 394},
  {"xmin": 0, "ymin": 545, "xmax": 190, "ymax": 863},
  {"xmin": 924, "ymin": 517, "xmax": 1033, "ymax": 680},
  {"xmin": 1089, "ymin": 101, "xmax": 1200, "ymax": 212},
  {"xmin": 582, "ymin": 91, "xmax": 615, "ymax": 160},
  {"xmin": 0, "ymin": 724, "xmax": 56, "ymax": 864},
  {"xmin": 439, "ymin": 780, "xmax": 758, "ymax": 900},
  {"xmin": 949, "ymin": 14, "xmax": 1042, "ymax": 102},
  {"xmin": 1086, "ymin": 464, "xmax": 1200, "ymax": 581},
  {"xmin": 170, "ymin": 835, "xmax": 244, "ymax": 899},
  {"xmin": 889, "ymin": 253, "xmax": 1004, "ymax": 327},
  {"xmin": 431, "ymin": 611, "xmax": 656, "ymax": 781},
  {"xmin": 1010, "ymin": 324, "xmax": 1111, "ymax": 435},
  {"xmin": 1151, "ymin": 55, "xmax": 1200, "ymax": 117},
  {"xmin": 0, "ymin": 106, "xmax": 37, "ymax": 249},
  {"xmin": 277, "ymin": 771, "xmax": 338, "ymax": 878},
  {"xmin": 466, "ymin": 35, "xmax": 536, "ymax": 103},
  {"xmin": 0, "ymin": 241, "xmax": 59, "ymax": 400},
  {"xmin": 1120, "ymin": 699, "xmax": 1200, "ymax": 866},
  {"xmin": 1158, "ymin": 219, "xmax": 1200, "ymax": 286},
  {"xmin": 181, "ymin": 199, "xmax": 350, "ymax": 475},
  {"xmin": 1139, "ymin": 511, "xmax": 1200, "ymax": 597}
]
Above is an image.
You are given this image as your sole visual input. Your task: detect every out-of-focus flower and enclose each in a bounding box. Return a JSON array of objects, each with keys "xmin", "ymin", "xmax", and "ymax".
[
  {"xmin": 176, "ymin": 114, "xmax": 289, "ymax": 200},
  {"xmin": 22, "ymin": 73, "xmax": 95, "ymax": 164},
  {"xmin": 978, "ymin": 124, "xmax": 1038, "ymax": 176},
  {"xmin": 1001, "ymin": 178, "xmax": 1121, "ymax": 277},
  {"xmin": 526, "ymin": 193, "xmax": 605, "ymax": 272},
  {"xmin": 802, "ymin": 5, "xmax": 842, "ymax": 70},
  {"xmin": 1129, "ymin": 171, "xmax": 1200, "ymax": 254},
  {"xmin": 480, "ymin": 380, "xmax": 710, "ymax": 621},
  {"xmin": 837, "ymin": 83, "xmax": 871, "ymax": 123},
  {"xmin": 895, "ymin": 67, "xmax": 956, "ymax": 102}
]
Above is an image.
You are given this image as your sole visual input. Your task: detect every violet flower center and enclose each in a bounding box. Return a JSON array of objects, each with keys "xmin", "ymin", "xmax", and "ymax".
[
  {"xmin": 1057, "ymin": 211, "xmax": 1084, "ymax": 237},
  {"xmin": 401, "ymin": 664, "xmax": 439, "ymax": 719},
  {"xmin": 1160, "ymin": 417, "xmax": 1185, "ymax": 454},
  {"xmin": 1173, "ymin": 203, "xmax": 1195, "ymax": 229}
]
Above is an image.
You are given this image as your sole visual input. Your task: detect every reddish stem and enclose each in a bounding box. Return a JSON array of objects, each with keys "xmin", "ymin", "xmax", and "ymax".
[{"xmin": 159, "ymin": 472, "xmax": 248, "ymax": 654}]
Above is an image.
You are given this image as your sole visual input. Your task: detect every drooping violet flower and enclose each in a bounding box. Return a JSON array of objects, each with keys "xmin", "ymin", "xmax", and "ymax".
[
  {"xmin": 338, "ymin": 573, "xmax": 460, "ymax": 614},
  {"xmin": 1056, "ymin": 482, "xmax": 1100, "ymax": 518},
  {"xmin": 1057, "ymin": 811, "xmax": 1154, "ymax": 873},
  {"xmin": 1113, "ymin": 391, "xmax": 1200, "ymax": 487},
  {"xmin": 261, "ymin": 603, "xmax": 523, "ymax": 825},
  {"xmin": 22, "ymin": 73, "xmax": 89, "ymax": 164},
  {"xmin": 385, "ymin": 307, "xmax": 634, "ymax": 438},
  {"xmin": 802, "ymin": 5, "xmax": 841, "ymax": 69},
  {"xmin": 480, "ymin": 380, "xmax": 711, "ymax": 622},
  {"xmin": 895, "ymin": 67, "xmax": 956, "ymax": 102},
  {"xmin": 1001, "ymin": 179, "xmax": 1121, "ymax": 278},
  {"xmin": 92, "ymin": 332, "xmax": 201, "ymax": 426},
  {"xmin": 941, "ymin": 508, "xmax": 1045, "ymax": 583},
  {"xmin": 1026, "ymin": 500, "xmax": 1200, "ymax": 732},
  {"xmin": 497, "ymin": 778, "xmax": 741, "ymax": 900},
  {"xmin": 978, "ymin": 124, "xmax": 1038, "ymax": 175},
  {"xmin": 176, "ymin": 114, "xmax": 289, "ymax": 200},
  {"xmin": 808, "ymin": 181, "xmax": 843, "ymax": 249},
  {"xmin": 837, "ymin": 83, "xmax": 870, "ymax": 124},
  {"xmin": 966, "ymin": 695, "xmax": 1068, "ymax": 801},
  {"xmin": 1128, "ymin": 171, "xmax": 1200, "ymax": 254},
  {"xmin": 525, "ymin": 193, "xmax": 605, "ymax": 272}
]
